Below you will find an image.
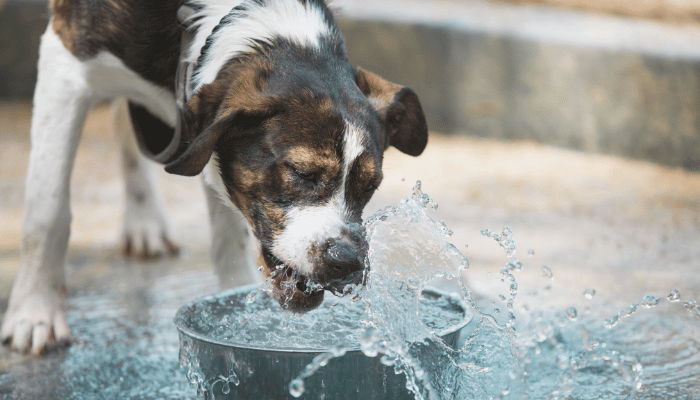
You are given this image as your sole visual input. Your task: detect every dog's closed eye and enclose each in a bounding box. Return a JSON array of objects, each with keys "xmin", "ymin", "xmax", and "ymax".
[{"xmin": 286, "ymin": 162, "xmax": 319, "ymax": 184}]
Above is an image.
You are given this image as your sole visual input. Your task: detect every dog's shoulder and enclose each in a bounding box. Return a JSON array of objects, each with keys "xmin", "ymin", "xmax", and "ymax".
[{"xmin": 50, "ymin": 0, "xmax": 181, "ymax": 90}]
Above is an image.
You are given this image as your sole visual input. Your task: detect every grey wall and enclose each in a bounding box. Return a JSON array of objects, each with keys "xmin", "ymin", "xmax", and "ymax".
[
  {"xmin": 340, "ymin": 15, "xmax": 700, "ymax": 170},
  {"xmin": 0, "ymin": 0, "xmax": 47, "ymax": 99}
]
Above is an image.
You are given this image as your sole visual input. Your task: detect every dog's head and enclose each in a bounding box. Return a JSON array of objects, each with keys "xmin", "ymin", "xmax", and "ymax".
[{"xmin": 165, "ymin": 34, "xmax": 427, "ymax": 312}]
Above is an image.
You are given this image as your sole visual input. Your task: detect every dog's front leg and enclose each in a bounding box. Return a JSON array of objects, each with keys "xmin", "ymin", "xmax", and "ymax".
[
  {"xmin": 1, "ymin": 29, "xmax": 94, "ymax": 354},
  {"xmin": 202, "ymin": 180, "xmax": 261, "ymax": 288},
  {"xmin": 112, "ymin": 98, "xmax": 179, "ymax": 259}
]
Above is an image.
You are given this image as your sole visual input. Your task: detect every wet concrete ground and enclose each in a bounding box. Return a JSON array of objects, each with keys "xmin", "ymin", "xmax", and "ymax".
[{"xmin": 1, "ymin": 101, "xmax": 699, "ymax": 398}]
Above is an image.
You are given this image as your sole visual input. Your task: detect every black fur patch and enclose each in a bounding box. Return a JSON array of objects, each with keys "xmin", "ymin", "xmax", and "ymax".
[
  {"xmin": 51, "ymin": 0, "xmax": 181, "ymax": 90},
  {"xmin": 128, "ymin": 102, "xmax": 175, "ymax": 157}
]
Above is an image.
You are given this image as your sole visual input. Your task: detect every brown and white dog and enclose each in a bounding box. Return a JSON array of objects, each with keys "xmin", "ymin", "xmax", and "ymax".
[{"xmin": 1, "ymin": 0, "xmax": 427, "ymax": 354}]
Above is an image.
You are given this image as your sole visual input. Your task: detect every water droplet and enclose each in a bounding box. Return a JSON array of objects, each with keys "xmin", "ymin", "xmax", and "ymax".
[
  {"xmin": 437, "ymin": 220, "xmax": 453, "ymax": 236},
  {"xmin": 506, "ymin": 260, "xmax": 523, "ymax": 272},
  {"xmin": 482, "ymin": 226, "xmax": 517, "ymax": 258},
  {"xmin": 621, "ymin": 304, "xmax": 637, "ymax": 317},
  {"xmin": 499, "ymin": 294, "xmax": 506, "ymax": 301},
  {"xmin": 667, "ymin": 289, "xmax": 681, "ymax": 302},
  {"xmin": 566, "ymin": 307, "xmax": 578, "ymax": 321},
  {"xmin": 289, "ymin": 378, "xmax": 305, "ymax": 397},
  {"xmin": 640, "ymin": 295, "xmax": 659, "ymax": 309},
  {"xmin": 541, "ymin": 266, "xmax": 554, "ymax": 281},
  {"xmin": 494, "ymin": 308, "xmax": 501, "ymax": 314},
  {"xmin": 604, "ymin": 315, "xmax": 619, "ymax": 329},
  {"xmin": 245, "ymin": 291, "xmax": 257, "ymax": 304},
  {"xmin": 583, "ymin": 288, "xmax": 596, "ymax": 299},
  {"xmin": 528, "ymin": 248, "xmax": 535, "ymax": 256},
  {"xmin": 380, "ymin": 354, "xmax": 396, "ymax": 366},
  {"xmin": 586, "ymin": 341, "xmax": 601, "ymax": 351},
  {"xmin": 683, "ymin": 299, "xmax": 700, "ymax": 317}
]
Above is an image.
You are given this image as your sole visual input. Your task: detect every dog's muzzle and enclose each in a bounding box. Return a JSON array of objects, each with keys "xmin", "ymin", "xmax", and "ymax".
[{"xmin": 264, "ymin": 225, "xmax": 367, "ymax": 313}]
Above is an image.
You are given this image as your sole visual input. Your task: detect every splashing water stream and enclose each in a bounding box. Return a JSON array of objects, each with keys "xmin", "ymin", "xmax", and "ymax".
[{"xmin": 178, "ymin": 182, "xmax": 700, "ymax": 399}]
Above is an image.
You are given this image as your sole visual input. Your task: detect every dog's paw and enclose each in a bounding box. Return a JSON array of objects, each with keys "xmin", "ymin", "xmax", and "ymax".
[
  {"xmin": 1, "ymin": 290, "xmax": 71, "ymax": 355},
  {"xmin": 122, "ymin": 215, "xmax": 179, "ymax": 260}
]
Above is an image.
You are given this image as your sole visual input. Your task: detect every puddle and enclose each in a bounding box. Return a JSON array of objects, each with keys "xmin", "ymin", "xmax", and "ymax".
[{"xmin": 0, "ymin": 259, "xmax": 218, "ymax": 400}]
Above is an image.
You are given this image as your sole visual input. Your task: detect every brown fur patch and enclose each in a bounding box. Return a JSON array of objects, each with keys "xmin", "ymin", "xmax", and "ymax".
[
  {"xmin": 355, "ymin": 67, "xmax": 428, "ymax": 156},
  {"xmin": 50, "ymin": 0, "xmax": 79, "ymax": 54},
  {"xmin": 49, "ymin": 0, "xmax": 181, "ymax": 90},
  {"xmin": 345, "ymin": 151, "xmax": 382, "ymax": 218},
  {"xmin": 285, "ymin": 146, "xmax": 342, "ymax": 185}
]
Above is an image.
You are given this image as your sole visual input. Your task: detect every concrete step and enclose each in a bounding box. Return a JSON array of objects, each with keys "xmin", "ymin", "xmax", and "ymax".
[{"xmin": 337, "ymin": 0, "xmax": 700, "ymax": 171}]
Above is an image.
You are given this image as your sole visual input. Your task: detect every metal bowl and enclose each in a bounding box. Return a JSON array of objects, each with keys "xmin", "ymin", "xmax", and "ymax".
[{"xmin": 175, "ymin": 284, "xmax": 472, "ymax": 400}]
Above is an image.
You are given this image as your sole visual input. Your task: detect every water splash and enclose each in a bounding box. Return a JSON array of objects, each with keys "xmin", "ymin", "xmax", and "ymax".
[
  {"xmin": 541, "ymin": 265, "xmax": 554, "ymax": 281},
  {"xmin": 174, "ymin": 182, "xmax": 700, "ymax": 400},
  {"xmin": 290, "ymin": 183, "xmax": 699, "ymax": 399},
  {"xmin": 481, "ymin": 226, "xmax": 523, "ymax": 273}
]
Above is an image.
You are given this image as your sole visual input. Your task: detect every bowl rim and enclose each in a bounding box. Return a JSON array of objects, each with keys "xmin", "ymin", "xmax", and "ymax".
[{"xmin": 174, "ymin": 283, "xmax": 473, "ymax": 353}]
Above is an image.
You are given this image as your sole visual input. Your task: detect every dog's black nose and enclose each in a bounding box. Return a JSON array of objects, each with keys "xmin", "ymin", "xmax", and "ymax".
[{"xmin": 316, "ymin": 237, "xmax": 365, "ymax": 293}]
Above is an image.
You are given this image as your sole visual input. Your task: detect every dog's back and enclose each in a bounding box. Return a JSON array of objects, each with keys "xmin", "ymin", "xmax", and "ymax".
[{"xmin": 50, "ymin": 0, "xmax": 182, "ymax": 90}]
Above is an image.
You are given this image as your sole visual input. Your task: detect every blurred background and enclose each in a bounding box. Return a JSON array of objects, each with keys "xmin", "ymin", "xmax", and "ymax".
[{"xmin": 0, "ymin": 0, "xmax": 699, "ymax": 396}]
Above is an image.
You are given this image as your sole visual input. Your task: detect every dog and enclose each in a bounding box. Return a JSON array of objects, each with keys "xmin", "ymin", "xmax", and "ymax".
[{"xmin": 1, "ymin": 0, "xmax": 427, "ymax": 355}]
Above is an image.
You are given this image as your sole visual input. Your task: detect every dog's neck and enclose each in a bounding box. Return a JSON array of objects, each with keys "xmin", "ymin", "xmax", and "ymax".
[{"xmin": 180, "ymin": 0, "xmax": 340, "ymax": 96}]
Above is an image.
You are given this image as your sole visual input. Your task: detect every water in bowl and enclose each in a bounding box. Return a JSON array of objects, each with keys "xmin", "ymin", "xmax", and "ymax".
[{"xmin": 179, "ymin": 182, "xmax": 700, "ymax": 399}]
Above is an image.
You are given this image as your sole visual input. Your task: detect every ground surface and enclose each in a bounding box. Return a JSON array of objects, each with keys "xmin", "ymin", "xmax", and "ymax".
[{"xmin": 1, "ymin": 101, "xmax": 699, "ymax": 397}]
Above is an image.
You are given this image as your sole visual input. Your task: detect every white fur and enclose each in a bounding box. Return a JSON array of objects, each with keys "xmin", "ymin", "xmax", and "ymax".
[
  {"xmin": 185, "ymin": 0, "xmax": 333, "ymax": 91},
  {"xmin": 3, "ymin": 27, "xmax": 178, "ymax": 354},
  {"xmin": 88, "ymin": 53, "xmax": 177, "ymax": 126},
  {"xmin": 342, "ymin": 122, "xmax": 366, "ymax": 180},
  {"xmin": 271, "ymin": 122, "xmax": 367, "ymax": 274},
  {"xmin": 112, "ymin": 98, "xmax": 178, "ymax": 257},
  {"xmin": 202, "ymin": 178, "xmax": 262, "ymax": 287},
  {"xmin": 183, "ymin": 0, "xmax": 244, "ymax": 64},
  {"xmin": 1, "ymin": 27, "xmax": 97, "ymax": 354},
  {"xmin": 200, "ymin": 155, "xmax": 261, "ymax": 284},
  {"xmin": 272, "ymin": 196, "xmax": 345, "ymax": 274},
  {"xmin": 202, "ymin": 155, "xmax": 239, "ymax": 211}
]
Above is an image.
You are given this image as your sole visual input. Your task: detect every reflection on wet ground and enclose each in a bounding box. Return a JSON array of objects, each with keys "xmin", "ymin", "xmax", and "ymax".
[{"xmin": 0, "ymin": 250, "xmax": 218, "ymax": 399}]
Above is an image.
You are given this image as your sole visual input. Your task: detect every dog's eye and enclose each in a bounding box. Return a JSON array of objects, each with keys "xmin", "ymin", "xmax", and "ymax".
[
  {"xmin": 289, "ymin": 165, "xmax": 317, "ymax": 182},
  {"xmin": 365, "ymin": 183, "xmax": 376, "ymax": 193},
  {"xmin": 295, "ymin": 169, "xmax": 316, "ymax": 181}
]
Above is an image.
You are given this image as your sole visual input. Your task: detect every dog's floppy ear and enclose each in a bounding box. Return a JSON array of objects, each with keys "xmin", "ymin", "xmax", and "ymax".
[
  {"xmin": 165, "ymin": 77, "xmax": 277, "ymax": 177},
  {"xmin": 164, "ymin": 110, "xmax": 240, "ymax": 176},
  {"xmin": 355, "ymin": 67, "xmax": 428, "ymax": 156}
]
